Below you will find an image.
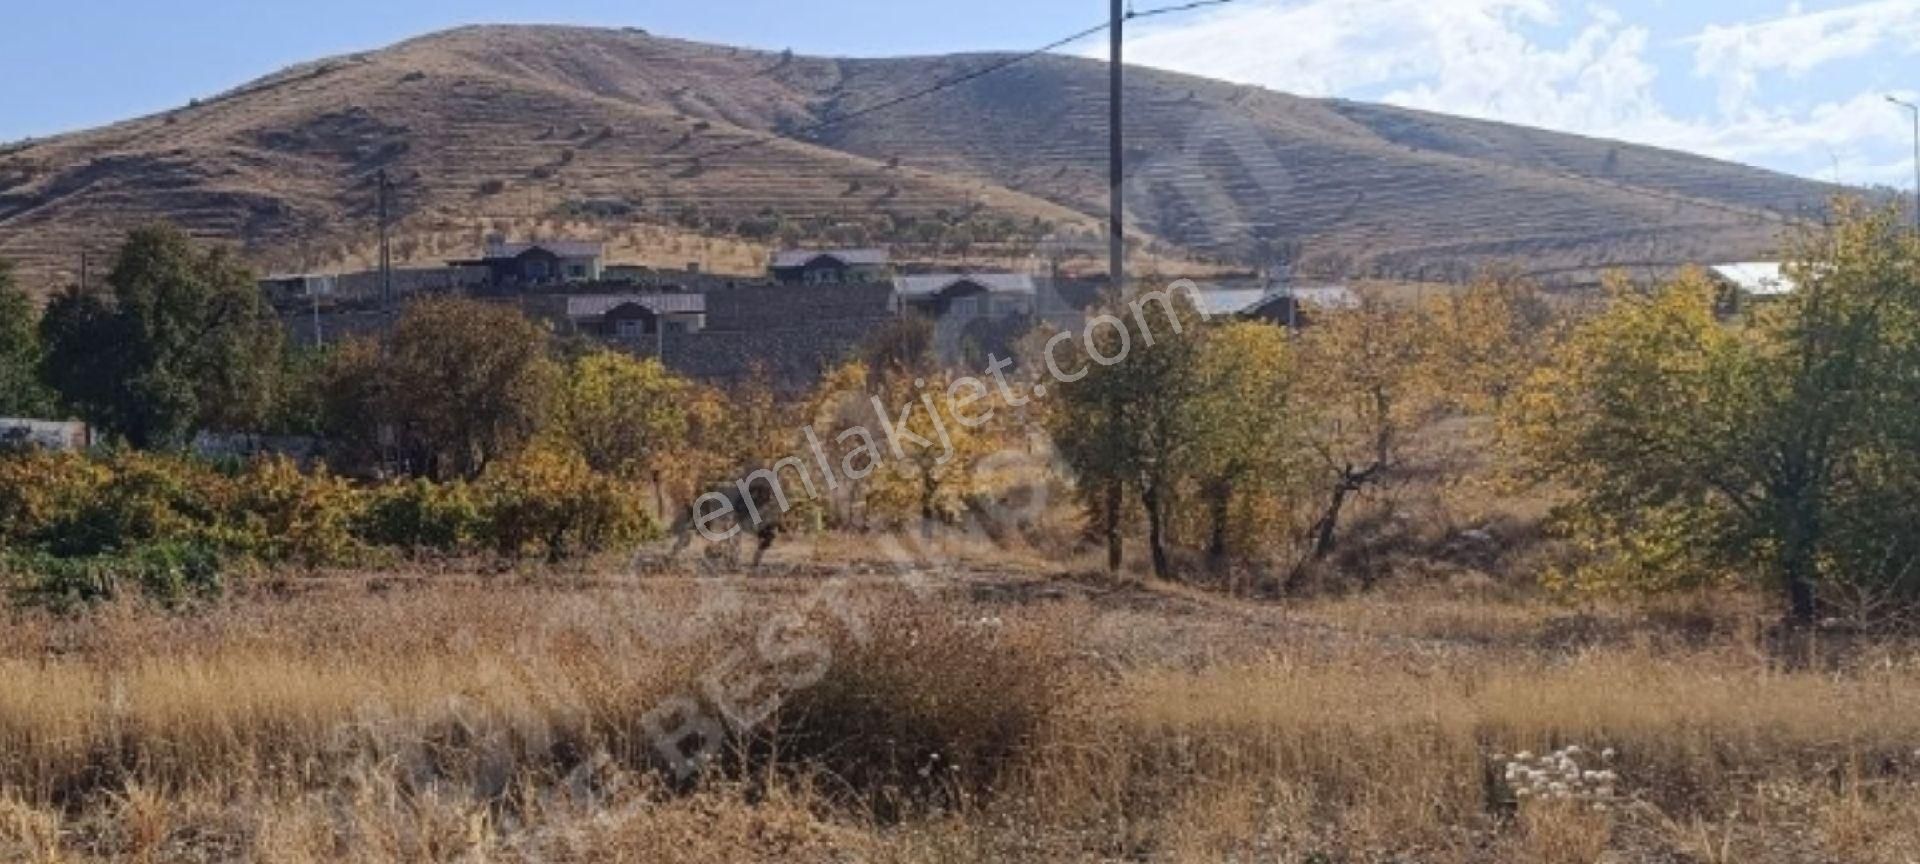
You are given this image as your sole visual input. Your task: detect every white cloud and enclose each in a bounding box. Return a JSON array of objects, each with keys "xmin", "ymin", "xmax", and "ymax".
[
  {"xmin": 1103, "ymin": 0, "xmax": 1919, "ymax": 188},
  {"xmin": 1690, "ymin": 0, "xmax": 1920, "ymax": 114}
]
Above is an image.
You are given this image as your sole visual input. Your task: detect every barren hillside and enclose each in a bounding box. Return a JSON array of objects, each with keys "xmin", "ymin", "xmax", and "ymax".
[{"xmin": 0, "ymin": 24, "xmax": 1846, "ymax": 294}]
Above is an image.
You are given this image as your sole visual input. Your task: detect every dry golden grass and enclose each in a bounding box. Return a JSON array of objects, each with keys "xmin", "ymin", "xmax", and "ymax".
[{"xmin": 2, "ymin": 561, "xmax": 1919, "ymax": 862}]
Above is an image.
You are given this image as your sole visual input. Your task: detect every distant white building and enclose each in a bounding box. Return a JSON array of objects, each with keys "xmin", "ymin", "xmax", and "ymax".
[{"xmin": 1709, "ymin": 262, "xmax": 1798, "ymax": 298}]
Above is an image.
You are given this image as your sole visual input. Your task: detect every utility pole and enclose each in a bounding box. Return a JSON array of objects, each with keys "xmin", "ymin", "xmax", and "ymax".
[
  {"xmin": 1891, "ymin": 96, "xmax": 1920, "ymax": 232},
  {"xmin": 377, "ymin": 169, "xmax": 395, "ymax": 310},
  {"xmin": 1109, "ymin": 0, "xmax": 1126, "ymax": 297}
]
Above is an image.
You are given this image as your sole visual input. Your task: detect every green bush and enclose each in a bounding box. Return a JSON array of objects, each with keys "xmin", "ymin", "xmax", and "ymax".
[
  {"xmin": 358, "ymin": 478, "xmax": 484, "ymax": 554},
  {"xmin": 1, "ymin": 443, "xmax": 658, "ymax": 607},
  {"xmin": 8, "ymin": 540, "xmax": 225, "ymax": 611},
  {"xmin": 40, "ymin": 450, "xmax": 225, "ymax": 558}
]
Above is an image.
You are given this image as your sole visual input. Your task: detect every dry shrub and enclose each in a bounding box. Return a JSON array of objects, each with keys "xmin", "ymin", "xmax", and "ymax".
[
  {"xmin": 0, "ymin": 793, "xmax": 64, "ymax": 864},
  {"xmin": 1517, "ymin": 800, "xmax": 1612, "ymax": 864},
  {"xmin": 764, "ymin": 597, "xmax": 1084, "ymax": 815}
]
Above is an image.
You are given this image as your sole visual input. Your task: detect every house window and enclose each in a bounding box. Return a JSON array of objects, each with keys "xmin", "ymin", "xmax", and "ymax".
[{"xmin": 568, "ymin": 265, "xmax": 586, "ymax": 279}]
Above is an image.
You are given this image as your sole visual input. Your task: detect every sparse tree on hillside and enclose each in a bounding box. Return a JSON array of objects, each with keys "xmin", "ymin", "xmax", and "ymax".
[{"xmin": 39, "ymin": 225, "xmax": 281, "ymax": 447}]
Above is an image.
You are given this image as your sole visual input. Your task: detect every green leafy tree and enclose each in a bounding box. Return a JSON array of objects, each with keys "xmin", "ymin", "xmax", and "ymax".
[
  {"xmin": 328, "ymin": 296, "xmax": 558, "ymax": 481},
  {"xmin": 0, "ymin": 260, "xmax": 56, "ymax": 417},
  {"xmin": 1051, "ymin": 287, "xmax": 1208, "ymax": 579},
  {"xmin": 38, "ymin": 225, "xmax": 281, "ymax": 447},
  {"xmin": 1514, "ymin": 207, "xmax": 1920, "ymax": 623}
]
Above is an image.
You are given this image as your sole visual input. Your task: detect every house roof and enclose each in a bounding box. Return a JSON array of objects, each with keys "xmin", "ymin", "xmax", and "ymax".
[
  {"xmin": 1193, "ymin": 284, "xmax": 1357, "ymax": 317},
  {"xmin": 1709, "ymin": 262, "xmax": 1797, "ymax": 296},
  {"xmin": 566, "ymin": 293, "xmax": 708, "ymax": 318},
  {"xmin": 1195, "ymin": 287, "xmax": 1273, "ymax": 316},
  {"xmin": 483, "ymin": 239, "xmax": 605, "ymax": 260},
  {"xmin": 893, "ymin": 273, "xmax": 1038, "ymax": 297},
  {"xmin": 771, "ymin": 248, "xmax": 891, "ymax": 269}
]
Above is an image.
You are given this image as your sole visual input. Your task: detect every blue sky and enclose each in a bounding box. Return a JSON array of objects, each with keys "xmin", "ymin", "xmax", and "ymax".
[{"xmin": 3, "ymin": 0, "xmax": 1916, "ymax": 187}]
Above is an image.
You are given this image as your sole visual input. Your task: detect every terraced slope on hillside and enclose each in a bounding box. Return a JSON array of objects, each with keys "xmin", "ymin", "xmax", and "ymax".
[{"xmin": 0, "ymin": 24, "xmax": 1845, "ymax": 294}]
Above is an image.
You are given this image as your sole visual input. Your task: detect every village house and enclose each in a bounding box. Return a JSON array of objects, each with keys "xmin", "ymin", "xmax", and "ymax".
[
  {"xmin": 561, "ymin": 293, "xmax": 709, "ymax": 339},
  {"xmin": 891, "ymin": 273, "xmax": 1037, "ymax": 318},
  {"xmin": 769, "ymin": 248, "xmax": 892, "ymax": 285},
  {"xmin": 451, "ymin": 237, "xmax": 605, "ymax": 287}
]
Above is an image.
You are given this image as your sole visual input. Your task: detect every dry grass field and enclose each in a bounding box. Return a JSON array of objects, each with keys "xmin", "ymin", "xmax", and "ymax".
[{"xmin": 4, "ymin": 536, "xmax": 1919, "ymax": 863}]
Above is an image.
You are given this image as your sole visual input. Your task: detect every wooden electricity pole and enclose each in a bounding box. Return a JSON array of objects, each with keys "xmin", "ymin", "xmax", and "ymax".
[
  {"xmin": 377, "ymin": 169, "xmax": 395, "ymax": 310},
  {"xmin": 1109, "ymin": 0, "xmax": 1126, "ymax": 297}
]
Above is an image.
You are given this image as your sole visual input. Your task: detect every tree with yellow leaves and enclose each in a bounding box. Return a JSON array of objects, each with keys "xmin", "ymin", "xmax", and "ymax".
[
  {"xmin": 1292, "ymin": 289, "xmax": 1441, "ymax": 579},
  {"xmin": 1181, "ymin": 320, "xmax": 1308, "ymax": 577},
  {"xmin": 1513, "ymin": 206, "xmax": 1920, "ymax": 624},
  {"xmin": 550, "ymin": 350, "xmax": 695, "ymax": 517},
  {"xmin": 866, "ymin": 369, "xmax": 1010, "ymax": 535},
  {"xmin": 1428, "ymin": 269, "xmax": 1562, "ymax": 416}
]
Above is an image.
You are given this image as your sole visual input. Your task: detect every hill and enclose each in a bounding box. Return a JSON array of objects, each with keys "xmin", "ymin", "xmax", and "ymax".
[{"xmin": 0, "ymin": 24, "xmax": 1847, "ymax": 294}]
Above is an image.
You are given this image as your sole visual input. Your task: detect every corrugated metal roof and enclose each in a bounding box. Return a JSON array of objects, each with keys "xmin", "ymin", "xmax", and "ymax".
[
  {"xmin": 566, "ymin": 294, "xmax": 708, "ymax": 318},
  {"xmin": 893, "ymin": 273, "xmax": 1038, "ymax": 297},
  {"xmin": 771, "ymin": 248, "xmax": 891, "ymax": 268},
  {"xmin": 1709, "ymin": 262, "xmax": 1797, "ymax": 296}
]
